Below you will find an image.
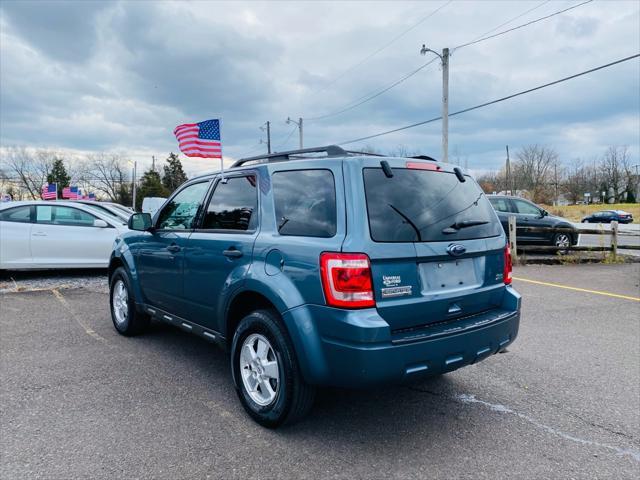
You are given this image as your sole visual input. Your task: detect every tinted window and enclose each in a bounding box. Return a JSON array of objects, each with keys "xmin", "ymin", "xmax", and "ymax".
[
  {"xmin": 363, "ymin": 167, "xmax": 501, "ymax": 242},
  {"xmin": 488, "ymin": 197, "xmax": 511, "ymax": 213},
  {"xmin": 272, "ymin": 170, "xmax": 336, "ymax": 238},
  {"xmin": 201, "ymin": 176, "xmax": 258, "ymax": 231},
  {"xmin": 0, "ymin": 206, "xmax": 31, "ymax": 223},
  {"xmin": 84, "ymin": 204, "xmax": 127, "ymax": 224},
  {"xmin": 157, "ymin": 182, "xmax": 210, "ymax": 230},
  {"xmin": 513, "ymin": 199, "xmax": 541, "ymax": 215},
  {"xmin": 36, "ymin": 206, "xmax": 98, "ymax": 227}
]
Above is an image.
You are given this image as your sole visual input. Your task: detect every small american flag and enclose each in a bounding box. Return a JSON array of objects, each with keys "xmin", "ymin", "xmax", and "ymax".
[
  {"xmin": 62, "ymin": 186, "xmax": 80, "ymax": 200},
  {"xmin": 41, "ymin": 183, "xmax": 57, "ymax": 200},
  {"xmin": 174, "ymin": 119, "xmax": 222, "ymax": 158}
]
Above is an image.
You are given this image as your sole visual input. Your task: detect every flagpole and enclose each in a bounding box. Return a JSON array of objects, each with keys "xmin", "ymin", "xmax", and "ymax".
[
  {"xmin": 219, "ymin": 118, "xmax": 226, "ymax": 182},
  {"xmin": 55, "ymin": 183, "xmax": 58, "ymax": 201}
]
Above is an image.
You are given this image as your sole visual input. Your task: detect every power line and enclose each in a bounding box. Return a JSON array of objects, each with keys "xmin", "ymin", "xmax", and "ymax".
[
  {"xmin": 307, "ymin": 57, "xmax": 439, "ymax": 121},
  {"xmin": 453, "ymin": 0, "xmax": 594, "ymax": 51},
  {"xmin": 304, "ymin": 0, "xmax": 593, "ymax": 123},
  {"xmin": 462, "ymin": 0, "xmax": 551, "ymax": 46},
  {"xmin": 339, "ymin": 53, "xmax": 640, "ymax": 146},
  {"xmin": 274, "ymin": 126, "xmax": 298, "ymax": 151},
  {"xmin": 310, "ymin": 0, "xmax": 452, "ymax": 97}
]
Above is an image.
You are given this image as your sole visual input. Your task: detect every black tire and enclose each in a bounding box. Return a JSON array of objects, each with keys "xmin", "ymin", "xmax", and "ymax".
[
  {"xmin": 552, "ymin": 232, "xmax": 572, "ymax": 254},
  {"xmin": 109, "ymin": 267, "xmax": 149, "ymax": 336},
  {"xmin": 231, "ymin": 309, "xmax": 316, "ymax": 428}
]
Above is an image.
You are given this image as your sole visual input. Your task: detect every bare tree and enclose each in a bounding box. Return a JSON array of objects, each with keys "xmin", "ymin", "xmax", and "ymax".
[
  {"xmin": 513, "ymin": 145, "xmax": 559, "ymax": 203},
  {"xmin": 600, "ymin": 146, "xmax": 630, "ymax": 202},
  {"xmin": 3, "ymin": 147, "xmax": 55, "ymax": 199},
  {"xmin": 81, "ymin": 153, "xmax": 132, "ymax": 203}
]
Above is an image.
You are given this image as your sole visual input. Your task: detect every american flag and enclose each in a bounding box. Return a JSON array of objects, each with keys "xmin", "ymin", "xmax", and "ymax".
[
  {"xmin": 173, "ymin": 119, "xmax": 222, "ymax": 158},
  {"xmin": 62, "ymin": 186, "xmax": 80, "ymax": 200},
  {"xmin": 41, "ymin": 183, "xmax": 57, "ymax": 200}
]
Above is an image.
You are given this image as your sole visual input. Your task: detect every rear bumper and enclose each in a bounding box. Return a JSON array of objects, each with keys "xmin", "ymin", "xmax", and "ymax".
[{"xmin": 283, "ymin": 286, "xmax": 521, "ymax": 388}]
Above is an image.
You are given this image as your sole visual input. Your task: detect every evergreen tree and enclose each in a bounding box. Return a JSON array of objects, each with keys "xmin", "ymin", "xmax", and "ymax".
[
  {"xmin": 162, "ymin": 153, "xmax": 188, "ymax": 193},
  {"xmin": 46, "ymin": 158, "xmax": 71, "ymax": 198},
  {"xmin": 136, "ymin": 169, "xmax": 170, "ymax": 211}
]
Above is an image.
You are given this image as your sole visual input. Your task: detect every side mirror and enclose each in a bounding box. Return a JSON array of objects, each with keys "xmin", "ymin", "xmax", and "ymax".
[
  {"xmin": 93, "ymin": 219, "xmax": 109, "ymax": 228},
  {"xmin": 540, "ymin": 209, "xmax": 548, "ymax": 217},
  {"xmin": 128, "ymin": 212, "xmax": 153, "ymax": 231}
]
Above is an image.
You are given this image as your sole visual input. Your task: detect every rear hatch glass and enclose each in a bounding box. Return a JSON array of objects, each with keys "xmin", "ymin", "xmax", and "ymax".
[
  {"xmin": 362, "ymin": 165, "xmax": 505, "ymax": 333},
  {"xmin": 363, "ymin": 167, "xmax": 501, "ymax": 242}
]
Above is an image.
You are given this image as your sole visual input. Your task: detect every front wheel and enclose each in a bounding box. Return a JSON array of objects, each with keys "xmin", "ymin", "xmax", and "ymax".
[
  {"xmin": 109, "ymin": 267, "xmax": 149, "ymax": 336},
  {"xmin": 231, "ymin": 310, "xmax": 316, "ymax": 428}
]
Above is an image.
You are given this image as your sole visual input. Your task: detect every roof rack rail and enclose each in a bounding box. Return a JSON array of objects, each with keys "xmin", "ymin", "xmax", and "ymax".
[{"xmin": 232, "ymin": 145, "xmax": 348, "ymax": 167}]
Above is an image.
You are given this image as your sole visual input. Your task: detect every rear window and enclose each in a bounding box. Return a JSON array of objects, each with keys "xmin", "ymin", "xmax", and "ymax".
[
  {"xmin": 363, "ymin": 167, "xmax": 501, "ymax": 242},
  {"xmin": 272, "ymin": 169, "xmax": 336, "ymax": 238}
]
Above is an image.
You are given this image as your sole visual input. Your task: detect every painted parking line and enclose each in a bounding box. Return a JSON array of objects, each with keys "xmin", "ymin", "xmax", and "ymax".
[{"xmin": 512, "ymin": 277, "xmax": 640, "ymax": 302}]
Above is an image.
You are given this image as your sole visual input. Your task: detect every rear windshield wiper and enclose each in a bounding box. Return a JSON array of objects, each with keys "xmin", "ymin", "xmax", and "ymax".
[
  {"xmin": 442, "ymin": 220, "xmax": 488, "ymax": 234},
  {"xmin": 388, "ymin": 204, "xmax": 422, "ymax": 242}
]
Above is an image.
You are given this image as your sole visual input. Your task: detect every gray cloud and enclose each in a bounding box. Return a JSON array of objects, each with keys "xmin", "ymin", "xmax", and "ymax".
[{"xmin": 0, "ymin": 0, "xmax": 638, "ymax": 175}]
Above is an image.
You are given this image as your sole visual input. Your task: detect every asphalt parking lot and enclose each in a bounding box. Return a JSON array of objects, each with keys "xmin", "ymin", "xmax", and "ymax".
[{"xmin": 1, "ymin": 264, "xmax": 639, "ymax": 479}]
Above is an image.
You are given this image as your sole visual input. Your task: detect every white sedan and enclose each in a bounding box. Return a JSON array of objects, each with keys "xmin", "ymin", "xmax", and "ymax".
[{"xmin": 0, "ymin": 201, "xmax": 129, "ymax": 270}]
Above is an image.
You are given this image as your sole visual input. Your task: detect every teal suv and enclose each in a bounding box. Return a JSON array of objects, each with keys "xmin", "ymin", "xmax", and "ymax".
[{"xmin": 109, "ymin": 146, "xmax": 521, "ymax": 427}]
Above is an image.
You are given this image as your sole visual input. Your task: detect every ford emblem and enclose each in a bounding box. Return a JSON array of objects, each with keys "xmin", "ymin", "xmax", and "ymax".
[{"xmin": 447, "ymin": 244, "xmax": 466, "ymax": 256}]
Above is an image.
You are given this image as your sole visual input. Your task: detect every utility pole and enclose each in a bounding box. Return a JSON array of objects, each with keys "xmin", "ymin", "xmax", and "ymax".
[
  {"xmin": 505, "ymin": 145, "xmax": 511, "ymax": 195},
  {"xmin": 441, "ymin": 48, "xmax": 449, "ymax": 164},
  {"xmin": 287, "ymin": 117, "xmax": 304, "ymax": 149},
  {"xmin": 132, "ymin": 161, "xmax": 137, "ymax": 210},
  {"xmin": 421, "ymin": 45, "xmax": 449, "ymax": 163},
  {"xmin": 151, "ymin": 155, "xmax": 156, "ymax": 172},
  {"xmin": 260, "ymin": 122, "xmax": 272, "ymax": 153}
]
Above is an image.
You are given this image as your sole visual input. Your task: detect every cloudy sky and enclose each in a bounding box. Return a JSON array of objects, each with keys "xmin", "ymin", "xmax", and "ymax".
[{"xmin": 0, "ymin": 0, "xmax": 638, "ymax": 176}]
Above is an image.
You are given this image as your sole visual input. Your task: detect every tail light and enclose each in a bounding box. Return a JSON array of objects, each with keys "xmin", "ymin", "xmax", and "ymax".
[
  {"xmin": 320, "ymin": 253, "xmax": 375, "ymax": 308},
  {"xmin": 503, "ymin": 246, "xmax": 513, "ymax": 285}
]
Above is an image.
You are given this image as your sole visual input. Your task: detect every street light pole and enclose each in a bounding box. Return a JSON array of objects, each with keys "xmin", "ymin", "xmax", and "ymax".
[
  {"xmin": 286, "ymin": 117, "xmax": 304, "ymax": 149},
  {"xmin": 421, "ymin": 45, "xmax": 450, "ymax": 163}
]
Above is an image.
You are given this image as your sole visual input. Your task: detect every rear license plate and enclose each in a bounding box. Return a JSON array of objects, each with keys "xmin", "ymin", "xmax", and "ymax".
[{"xmin": 419, "ymin": 258, "xmax": 483, "ymax": 294}]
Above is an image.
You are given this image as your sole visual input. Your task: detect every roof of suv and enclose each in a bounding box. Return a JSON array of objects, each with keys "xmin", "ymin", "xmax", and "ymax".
[{"xmin": 190, "ymin": 145, "xmax": 439, "ymax": 181}]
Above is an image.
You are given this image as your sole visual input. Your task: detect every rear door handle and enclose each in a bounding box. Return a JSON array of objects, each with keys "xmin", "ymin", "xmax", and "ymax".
[
  {"xmin": 166, "ymin": 244, "xmax": 181, "ymax": 253},
  {"xmin": 32, "ymin": 232, "xmax": 47, "ymax": 237},
  {"xmin": 223, "ymin": 248, "xmax": 243, "ymax": 258}
]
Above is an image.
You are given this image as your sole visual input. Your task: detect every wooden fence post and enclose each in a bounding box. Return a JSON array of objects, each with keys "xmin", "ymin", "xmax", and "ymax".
[
  {"xmin": 508, "ymin": 215, "xmax": 518, "ymax": 265},
  {"xmin": 611, "ymin": 220, "xmax": 618, "ymax": 261}
]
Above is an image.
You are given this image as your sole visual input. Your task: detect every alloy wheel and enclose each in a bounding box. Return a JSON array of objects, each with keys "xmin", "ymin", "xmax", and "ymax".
[{"xmin": 240, "ymin": 333, "xmax": 280, "ymax": 406}]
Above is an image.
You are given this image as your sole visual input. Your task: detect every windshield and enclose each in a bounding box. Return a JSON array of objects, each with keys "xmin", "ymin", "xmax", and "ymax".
[
  {"xmin": 84, "ymin": 205, "xmax": 126, "ymax": 224},
  {"xmin": 363, "ymin": 167, "xmax": 501, "ymax": 242}
]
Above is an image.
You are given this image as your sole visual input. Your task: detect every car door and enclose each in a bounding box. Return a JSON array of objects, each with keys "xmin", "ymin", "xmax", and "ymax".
[
  {"xmin": 182, "ymin": 174, "xmax": 260, "ymax": 331},
  {"xmin": 0, "ymin": 205, "xmax": 34, "ymax": 268},
  {"xmin": 487, "ymin": 197, "xmax": 513, "ymax": 234},
  {"xmin": 511, "ymin": 198, "xmax": 547, "ymax": 243},
  {"xmin": 31, "ymin": 205, "xmax": 118, "ymax": 267},
  {"xmin": 135, "ymin": 181, "xmax": 210, "ymax": 313}
]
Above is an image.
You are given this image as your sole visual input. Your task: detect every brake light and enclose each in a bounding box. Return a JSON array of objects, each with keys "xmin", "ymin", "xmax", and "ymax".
[
  {"xmin": 320, "ymin": 253, "xmax": 375, "ymax": 308},
  {"xmin": 406, "ymin": 161, "xmax": 441, "ymax": 171},
  {"xmin": 503, "ymin": 246, "xmax": 513, "ymax": 285}
]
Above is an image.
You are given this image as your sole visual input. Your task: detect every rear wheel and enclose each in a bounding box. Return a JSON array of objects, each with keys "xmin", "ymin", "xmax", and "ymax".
[
  {"xmin": 109, "ymin": 267, "xmax": 149, "ymax": 336},
  {"xmin": 231, "ymin": 309, "xmax": 316, "ymax": 428}
]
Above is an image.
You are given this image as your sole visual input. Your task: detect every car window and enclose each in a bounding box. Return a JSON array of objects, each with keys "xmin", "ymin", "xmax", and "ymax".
[
  {"xmin": 363, "ymin": 167, "xmax": 501, "ymax": 242},
  {"xmin": 156, "ymin": 181, "xmax": 210, "ymax": 230},
  {"xmin": 0, "ymin": 206, "xmax": 31, "ymax": 223},
  {"xmin": 201, "ymin": 176, "xmax": 258, "ymax": 231},
  {"xmin": 513, "ymin": 199, "xmax": 541, "ymax": 216},
  {"xmin": 488, "ymin": 197, "xmax": 511, "ymax": 213},
  {"xmin": 272, "ymin": 169, "xmax": 337, "ymax": 238},
  {"xmin": 36, "ymin": 205, "xmax": 99, "ymax": 227}
]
